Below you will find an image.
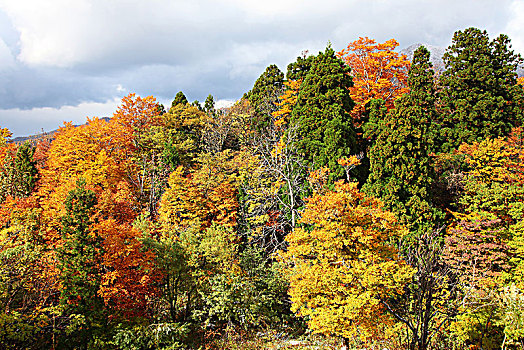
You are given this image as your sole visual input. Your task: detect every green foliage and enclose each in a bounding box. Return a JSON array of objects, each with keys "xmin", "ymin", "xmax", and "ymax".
[
  {"xmin": 439, "ymin": 27, "xmax": 524, "ymax": 151},
  {"xmin": 13, "ymin": 142, "xmax": 39, "ymax": 197},
  {"xmin": 245, "ymin": 64, "xmax": 285, "ymax": 128},
  {"xmin": 0, "ymin": 142, "xmax": 39, "ymax": 201},
  {"xmin": 191, "ymin": 100, "xmax": 203, "ymax": 110},
  {"xmin": 163, "ymin": 103, "xmax": 210, "ymax": 165},
  {"xmin": 171, "ymin": 91, "xmax": 189, "ymax": 108},
  {"xmin": 194, "ymin": 244, "xmax": 292, "ymax": 330},
  {"xmin": 364, "ymin": 46, "xmax": 442, "ymax": 233},
  {"xmin": 157, "ymin": 103, "xmax": 166, "ymax": 116},
  {"xmin": 286, "ymin": 52, "xmax": 315, "ymax": 81},
  {"xmin": 0, "ymin": 310, "xmax": 54, "ymax": 350},
  {"xmin": 110, "ymin": 322, "xmax": 189, "ymax": 350},
  {"xmin": 57, "ymin": 179, "xmax": 105, "ymax": 346},
  {"xmin": 290, "ymin": 45, "xmax": 356, "ymax": 182},
  {"xmin": 204, "ymin": 94, "xmax": 215, "ymax": 114}
]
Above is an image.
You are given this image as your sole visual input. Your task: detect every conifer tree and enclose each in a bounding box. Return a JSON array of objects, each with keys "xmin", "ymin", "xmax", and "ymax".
[
  {"xmin": 204, "ymin": 94, "xmax": 215, "ymax": 115},
  {"xmin": 364, "ymin": 46, "xmax": 441, "ymax": 232},
  {"xmin": 171, "ymin": 91, "xmax": 189, "ymax": 108},
  {"xmin": 245, "ymin": 64, "xmax": 284, "ymax": 128},
  {"xmin": 57, "ymin": 179, "xmax": 105, "ymax": 346},
  {"xmin": 290, "ymin": 45, "xmax": 355, "ymax": 182},
  {"xmin": 286, "ymin": 52, "xmax": 315, "ymax": 81},
  {"xmin": 439, "ymin": 27, "xmax": 524, "ymax": 151},
  {"xmin": 0, "ymin": 142, "xmax": 39, "ymax": 200},
  {"xmin": 13, "ymin": 142, "xmax": 39, "ymax": 197}
]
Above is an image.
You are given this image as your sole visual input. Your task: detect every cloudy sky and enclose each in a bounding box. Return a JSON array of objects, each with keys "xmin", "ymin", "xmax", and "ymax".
[{"xmin": 0, "ymin": 0, "xmax": 523, "ymax": 136}]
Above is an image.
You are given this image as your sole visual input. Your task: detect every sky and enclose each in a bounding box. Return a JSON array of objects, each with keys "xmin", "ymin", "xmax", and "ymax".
[{"xmin": 0, "ymin": 0, "xmax": 523, "ymax": 137}]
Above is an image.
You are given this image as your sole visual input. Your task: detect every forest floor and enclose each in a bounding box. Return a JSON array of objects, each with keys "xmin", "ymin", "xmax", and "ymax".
[{"xmin": 209, "ymin": 331, "xmax": 343, "ymax": 349}]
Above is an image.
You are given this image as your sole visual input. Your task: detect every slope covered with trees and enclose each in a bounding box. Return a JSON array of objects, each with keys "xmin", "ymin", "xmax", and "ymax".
[{"xmin": 1, "ymin": 27, "xmax": 524, "ymax": 349}]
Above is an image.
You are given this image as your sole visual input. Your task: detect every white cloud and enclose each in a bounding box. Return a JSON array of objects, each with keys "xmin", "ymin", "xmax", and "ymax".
[
  {"xmin": 0, "ymin": 37, "xmax": 14, "ymax": 69},
  {"xmin": 505, "ymin": 0, "xmax": 524, "ymax": 55},
  {"xmin": 0, "ymin": 98, "xmax": 121, "ymax": 136},
  {"xmin": 215, "ymin": 99, "xmax": 235, "ymax": 109}
]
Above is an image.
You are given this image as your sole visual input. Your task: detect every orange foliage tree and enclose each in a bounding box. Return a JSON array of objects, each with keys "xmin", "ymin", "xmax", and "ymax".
[
  {"xmin": 338, "ymin": 37, "xmax": 411, "ymax": 128},
  {"xmin": 35, "ymin": 96, "xmax": 162, "ymax": 319}
]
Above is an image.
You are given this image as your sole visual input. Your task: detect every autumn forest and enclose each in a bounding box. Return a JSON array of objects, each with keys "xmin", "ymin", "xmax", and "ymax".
[{"xmin": 1, "ymin": 27, "xmax": 524, "ymax": 349}]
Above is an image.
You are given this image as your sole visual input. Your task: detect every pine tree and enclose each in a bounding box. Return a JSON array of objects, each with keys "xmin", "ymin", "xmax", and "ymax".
[
  {"xmin": 290, "ymin": 45, "xmax": 356, "ymax": 182},
  {"xmin": 286, "ymin": 52, "xmax": 315, "ymax": 81},
  {"xmin": 439, "ymin": 27, "xmax": 524, "ymax": 151},
  {"xmin": 13, "ymin": 142, "xmax": 39, "ymax": 197},
  {"xmin": 57, "ymin": 179, "xmax": 105, "ymax": 346},
  {"xmin": 0, "ymin": 142, "xmax": 39, "ymax": 200},
  {"xmin": 245, "ymin": 64, "xmax": 285, "ymax": 128},
  {"xmin": 364, "ymin": 46, "xmax": 441, "ymax": 233},
  {"xmin": 171, "ymin": 91, "xmax": 189, "ymax": 108},
  {"xmin": 204, "ymin": 94, "xmax": 216, "ymax": 115}
]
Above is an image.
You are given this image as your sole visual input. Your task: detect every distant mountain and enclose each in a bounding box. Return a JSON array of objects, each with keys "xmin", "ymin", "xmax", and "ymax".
[{"xmin": 10, "ymin": 117, "xmax": 111, "ymax": 144}]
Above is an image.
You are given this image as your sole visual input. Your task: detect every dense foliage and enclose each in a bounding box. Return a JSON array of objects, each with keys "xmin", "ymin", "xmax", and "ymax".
[{"xmin": 1, "ymin": 27, "xmax": 524, "ymax": 349}]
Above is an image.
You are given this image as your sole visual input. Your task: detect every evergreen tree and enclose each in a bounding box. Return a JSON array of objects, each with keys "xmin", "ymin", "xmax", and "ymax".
[
  {"xmin": 204, "ymin": 94, "xmax": 215, "ymax": 115},
  {"xmin": 290, "ymin": 44, "xmax": 356, "ymax": 182},
  {"xmin": 364, "ymin": 46, "xmax": 441, "ymax": 233},
  {"xmin": 439, "ymin": 27, "xmax": 524, "ymax": 151},
  {"xmin": 57, "ymin": 179, "xmax": 105, "ymax": 347},
  {"xmin": 171, "ymin": 91, "xmax": 189, "ymax": 108},
  {"xmin": 0, "ymin": 142, "xmax": 39, "ymax": 200},
  {"xmin": 157, "ymin": 103, "xmax": 166, "ymax": 116},
  {"xmin": 286, "ymin": 52, "xmax": 315, "ymax": 81},
  {"xmin": 13, "ymin": 142, "xmax": 39, "ymax": 197},
  {"xmin": 191, "ymin": 100, "xmax": 203, "ymax": 111},
  {"xmin": 245, "ymin": 64, "xmax": 284, "ymax": 128}
]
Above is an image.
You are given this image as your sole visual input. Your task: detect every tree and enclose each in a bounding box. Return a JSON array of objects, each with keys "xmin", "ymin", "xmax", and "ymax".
[
  {"xmin": 204, "ymin": 94, "xmax": 215, "ymax": 115},
  {"xmin": 11, "ymin": 142, "xmax": 39, "ymax": 198},
  {"xmin": 290, "ymin": 45, "xmax": 356, "ymax": 182},
  {"xmin": 286, "ymin": 51, "xmax": 315, "ymax": 81},
  {"xmin": 282, "ymin": 176, "xmax": 413, "ymax": 345},
  {"xmin": 364, "ymin": 46, "xmax": 441, "ymax": 233},
  {"xmin": 441, "ymin": 132, "xmax": 524, "ymax": 348},
  {"xmin": 245, "ymin": 64, "xmax": 285, "ymax": 129},
  {"xmin": 171, "ymin": 91, "xmax": 189, "ymax": 108},
  {"xmin": 97, "ymin": 219, "xmax": 159, "ymax": 319},
  {"xmin": 439, "ymin": 27, "xmax": 524, "ymax": 151},
  {"xmin": 337, "ymin": 37, "xmax": 411, "ymax": 128},
  {"xmin": 0, "ymin": 128, "xmax": 11, "ymax": 148},
  {"xmin": 158, "ymin": 150, "xmax": 243, "ymax": 233},
  {"xmin": 0, "ymin": 142, "xmax": 39, "ymax": 200},
  {"xmin": 57, "ymin": 179, "xmax": 105, "ymax": 347}
]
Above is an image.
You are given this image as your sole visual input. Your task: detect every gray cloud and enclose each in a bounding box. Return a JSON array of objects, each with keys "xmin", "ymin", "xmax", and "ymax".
[{"xmin": 0, "ymin": 0, "xmax": 520, "ymax": 136}]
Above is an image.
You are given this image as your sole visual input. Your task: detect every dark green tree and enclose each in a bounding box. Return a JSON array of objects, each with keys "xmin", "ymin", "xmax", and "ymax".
[
  {"xmin": 204, "ymin": 94, "xmax": 215, "ymax": 115},
  {"xmin": 13, "ymin": 142, "xmax": 39, "ymax": 197},
  {"xmin": 363, "ymin": 46, "xmax": 441, "ymax": 233},
  {"xmin": 245, "ymin": 64, "xmax": 284, "ymax": 128},
  {"xmin": 0, "ymin": 142, "xmax": 39, "ymax": 201},
  {"xmin": 171, "ymin": 91, "xmax": 189, "ymax": 108},
  {"xmin": 191, "ymin": 100, "xmax": 203, "ymax": 111},
  {"xmin": 286, "ymin": 51, "xmax": 315, "ymax": 81},
  {"xmin": 439, "ymin": 27, "xmax": 524, "ymax": 151},
  {"xmin": 290, "ymin": 45, "xmax": 356, "ymax": 182},
  {"xmin": 57, "ymin": 179, "xmax": 105, "ymax": 347},
  {"xmin": 157, "ymin": 103, "xmax": 166, "ymax": 116}
]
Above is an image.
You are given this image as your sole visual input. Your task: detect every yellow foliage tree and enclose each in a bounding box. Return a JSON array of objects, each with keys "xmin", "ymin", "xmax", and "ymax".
[{"xmin": 282, "ymin": 175, "xmax": 413, "ymax": 343}]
